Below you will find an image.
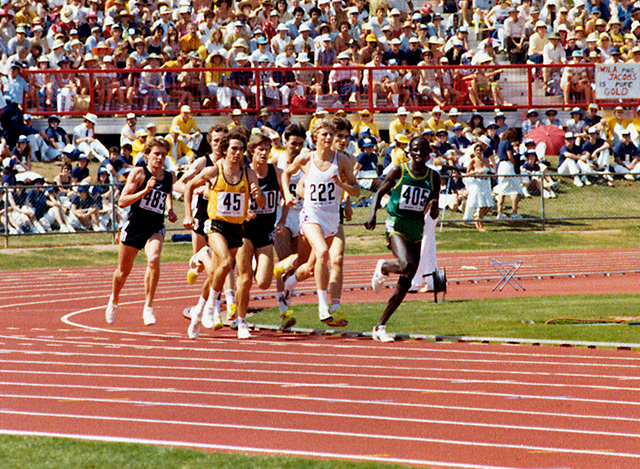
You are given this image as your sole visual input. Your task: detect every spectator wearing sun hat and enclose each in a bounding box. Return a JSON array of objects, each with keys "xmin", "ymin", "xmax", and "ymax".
[
  {"xmin": 353, "ymin": 109, "xmax": 381, "ymax": 141},
  {"xmin": 388, "ymin": 106, "xmax": 411, "ymax": 142},
  {"xmin": 120, "ymin": 113, "xmax": 141, "ymax": 147},
  {"xmin": 73, "ymin": 113, "xmax": 109, "ymax": 162},
  {"xmin": 170, "ymin": 105, "xmax": 202, "ymax": 151}
]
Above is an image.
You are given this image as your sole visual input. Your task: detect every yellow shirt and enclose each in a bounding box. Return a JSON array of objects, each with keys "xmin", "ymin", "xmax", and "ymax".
[
  {"xmin": 171, "ymin": 114, "xmax": 200, "ymax": 135},
  {"xmin": 606, "ymin": 117, "xmax": 630, "ymax": 140},
  {"xmin": 207, "ymin": 162, "xmax": 250, "ymax": 224},
  {"xmin": 165, "ymin": 134, "xmax": 194, "ymax": 163},
  {"xmin": 179, "ymin": 34, "xmax": 202, "ymax": 54},
  {"xmin": 131, "ymin": 139, "xmax": 145, "ymax": 159},
  {"xmin": 353, "ymin": 120, "xmax": 381, "ymax": 140},
  {"xmin": 391, "ymin": 146, "xmax": 408, "ymax": 166},
  {"xmin": 425, "ymin": 118, "xmax": 447, "ymax": 134},
  {"xmin": 389, "ymin": 118, "xmax": 412, "ymax": 142},
  {"xmin": 444, "ymin": 119, "xmax": 466, "ymax": 131}
]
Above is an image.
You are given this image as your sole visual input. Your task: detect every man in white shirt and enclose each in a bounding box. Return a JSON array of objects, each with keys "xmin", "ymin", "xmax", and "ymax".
[
  {"xmin": 120, "ymin": 113, "xmax": 140, "ymax": 147},
  {"xmin": 73, "ymin": 113, "xmax": 109, "ymax": 162}
]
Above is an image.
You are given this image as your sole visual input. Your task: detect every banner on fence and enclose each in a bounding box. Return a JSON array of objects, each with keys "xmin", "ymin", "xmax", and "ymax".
[{"xmin": 595, "ymin": 64, "xmax": 640, "ymax": 99}]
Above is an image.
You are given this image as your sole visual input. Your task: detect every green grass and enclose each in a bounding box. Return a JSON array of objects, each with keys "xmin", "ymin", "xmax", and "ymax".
[
  {"xmin": 0, "ymin": 435, "xmax": 406, "ymax": 469},
  {"xmin": 251, "ymin": 294, "xmax": 640, "ymax": 345}
]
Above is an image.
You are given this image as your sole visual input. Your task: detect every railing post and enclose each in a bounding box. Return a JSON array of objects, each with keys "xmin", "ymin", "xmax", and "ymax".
[
  {"xmin": 89, "ymin": 70, "xmax": 95, "ymax": 113},
  {"xmin": 527, "ymin": 65, "xmax": 533, "ymax": 111},
  {"xmin": 368, "ymin": 68, "xmax": 374, "ymax": 113},
  {"xmin": 254, "ymin": 67, "xmax": 262, "ymax": 113}
]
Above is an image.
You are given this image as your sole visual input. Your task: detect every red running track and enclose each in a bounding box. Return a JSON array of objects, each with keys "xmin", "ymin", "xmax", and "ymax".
[{"xmin": 1, "ymin": 249, "xmax": 640, "ymax": 468}]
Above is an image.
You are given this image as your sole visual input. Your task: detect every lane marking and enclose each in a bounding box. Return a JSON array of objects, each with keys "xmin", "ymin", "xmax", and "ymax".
[
  {"xmin": 2, "ymin": 392, "xmax": 640, "ymax": 440},
  {"xmin": 0, "ymin": 380, "xmax": 637, "ymax": 424},
  {"xmin": 1, "ymin": 410, "xmax": 640, "ymax": 460},
  {"xmin": 1, "ymin": 369, "xmax": 639, "ymax": 407},
  {"xmin": 2, "ymin": 358, "xmax": 640, "ymax": 394}
]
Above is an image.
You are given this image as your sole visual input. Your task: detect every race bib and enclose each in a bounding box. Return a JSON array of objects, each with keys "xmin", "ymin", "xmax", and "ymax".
[
  {"xmin": 139, "ymin": 188, "xmax": 167, "ymax": 214},
  {"xmin": 217, "ymin": 191, "xmax": 245, "ymax": 217},
  {"xmin": 251, "ymin": 190, "xmax": 278, "ymax": 215},
  {"xmin": 398, "ymin": 185, "xmax": 430, "ymax": 212},
  {"xmin": 308, "ymin": 182, "xmax": 336, "ymax": 206}
]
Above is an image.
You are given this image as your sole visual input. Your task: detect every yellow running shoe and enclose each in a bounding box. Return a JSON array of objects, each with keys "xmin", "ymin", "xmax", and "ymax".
[
  {"xmin": 279, "ymin": 310, "xmax": 297, "ymax": 330},
  {"xmin": 321, "ymin": 310, "xmax": 348, "ymax": 328},
  {"xmin": 226, "ymin": 303, "xmax": 237, "ymax": 322},
  {"xmin": 186, "ymin": 268, "xmax": 198, "ymax": 285},
  {"xmin": 273, "ymin": 254, "xmax": 298, "ymax": 278}
]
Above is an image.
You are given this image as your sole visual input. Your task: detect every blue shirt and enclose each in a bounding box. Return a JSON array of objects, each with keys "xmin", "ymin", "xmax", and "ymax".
[
  {"xmin": 613, "ymin": 141, "xmax": 639, "ymax": 163},
  {"xmin": 3, "ymin": 75, "xmax": 29, "ymax": 105},
  {"xmin": 559, "ymin": 143, "xmax": 583, "ymax": 167}
]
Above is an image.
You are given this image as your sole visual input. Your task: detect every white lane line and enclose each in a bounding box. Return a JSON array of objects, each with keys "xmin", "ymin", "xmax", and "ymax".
[
  {"xmin": 58, "ymin": 307, "xmax": 640, "ymax": 365},
  {"xmin": 2, "ymin": 359, "xmax": 640, "ymax": 394},
  {"xmin": 2, "ymin": 392, "xmax": 640, "ymax": 440},
  {"xmin": 5, "ymin": 331, "xmax": 640, "ymax": 375},
  {"xmin": 0, "ymin": 430, "xmax": 523, "ymax": 469},
  {"xmin": 1, "ymin": 410, "xmax": 640, "ymax": 461},
  {"xmin": 2, "ymin": 380, "xmax": 638, "ymax": 424},
  {"xmin": 1, "ymin": 369, "xmax": 639, "ymax": 408},
  {"xmin": 2, "ymin": 348, "xmax": 640, "ymax": 383}
]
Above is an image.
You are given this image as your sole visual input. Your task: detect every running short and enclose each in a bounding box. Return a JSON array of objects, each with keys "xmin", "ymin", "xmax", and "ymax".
[
  {"xmin": 121, "ymin": 223, "xmax": 165, "ymax": 250},
  {"xmin": 192, "ymin": 195, "xmax": 209, "ymax": 237},
  {"xmin": 283, "ymin": 208, "xmax": 301, "ymax": 237},
  {"xmin": 300, "ymin": 211, "xmax": 339, "ymax": 239},
  {"xmin": 243, "ymin": 226, "xmax": 274, "ymax": 249},
  {"xmin": 205, "ymin": 218, "xmax": 244, "ymax": 249},
  {"xmin": 385, "ymin": 216, "xmax": 424, "ymax": 244}
]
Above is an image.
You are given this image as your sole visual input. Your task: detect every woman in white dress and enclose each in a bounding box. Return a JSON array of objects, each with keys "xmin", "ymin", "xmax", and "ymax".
[{"xmin": 464, "ymin": 143, "xmax": 495, "ymax": 231}]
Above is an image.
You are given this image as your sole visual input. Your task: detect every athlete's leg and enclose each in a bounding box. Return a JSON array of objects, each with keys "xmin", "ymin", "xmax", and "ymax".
[
  {"xmin": 111, "ymin": 243, "xmax": 139, "ymax": 304},
  {"xmin": 254, "ymin": 244, "xmax": 275, "ymax": 290},
  {"xmin": 328, "ymin": 224, "xmax": 345, "ymax": 312},
  {"xmin": 143, "ymin": 233, "xmax": 164, "ymax": 308},
  {"xmin": 378, "ymin": 234, "xmax": 421, "ymax": 327},
  {"xmin": 235, "ymin": 238, "xmax": 255, "ymax": 321},
  {"xmin": 300, "ymin": 223, "xmax": 331, "ymax": 291}
]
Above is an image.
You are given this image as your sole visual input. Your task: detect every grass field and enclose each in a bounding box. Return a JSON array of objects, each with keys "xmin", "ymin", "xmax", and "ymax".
[{"xmin": 0, "ymin": 435, "xmax": 406, "ymax": 469}]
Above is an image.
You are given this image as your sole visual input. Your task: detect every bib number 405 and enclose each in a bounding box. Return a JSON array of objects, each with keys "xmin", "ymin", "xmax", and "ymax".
[{"xmin": 399, "ymin": 185, "xmax": 430, "ymax": 211}]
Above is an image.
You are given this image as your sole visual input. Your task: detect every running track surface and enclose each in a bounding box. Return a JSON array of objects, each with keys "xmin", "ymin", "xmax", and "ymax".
[{"xmin": 1, "ymin": 248, "xmax": 640, "ymax": 468}]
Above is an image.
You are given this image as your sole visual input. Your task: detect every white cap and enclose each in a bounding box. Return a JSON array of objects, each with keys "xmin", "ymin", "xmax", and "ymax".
[
  {"xmin": 126, "ymin": 112, "xmax": 136, "ymax": 120},
  {"xmin": 84, "ymin": 113, "xmax": 98, "ymax": 124},
  {"xmin": 397, "ymin": 106, "xmax": 408, "ymax": 115}
]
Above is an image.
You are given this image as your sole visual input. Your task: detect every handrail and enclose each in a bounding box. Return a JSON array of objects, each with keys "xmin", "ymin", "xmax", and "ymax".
[{"xmin": 20, "ymin": 62, "xmax": 640, "ymax": 118}]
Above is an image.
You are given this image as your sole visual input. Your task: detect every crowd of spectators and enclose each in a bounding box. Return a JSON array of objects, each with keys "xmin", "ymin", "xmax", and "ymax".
[{"xmin": 2, "ymin": 0, "xmax": 636, "ymax": 113}]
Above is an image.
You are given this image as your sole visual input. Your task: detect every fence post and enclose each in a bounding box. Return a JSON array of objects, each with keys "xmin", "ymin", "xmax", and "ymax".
[
  {"xmin": 368, "ymin": 68, "xmax": 374, "ymax": 112},
  {"xmin": 539, "ymin": 173, "xmax": 545, "ymax": 231},
  {"xmin": 255, "ymin": 67, "xmax": 262, "ymax": 114},
  {"xmin": 3, "ymin": 188, "xmax": 8, "ymax": 247},
  {"xmin": 110, "ymin": 182, "xmax": 117, "ymax": 244}
]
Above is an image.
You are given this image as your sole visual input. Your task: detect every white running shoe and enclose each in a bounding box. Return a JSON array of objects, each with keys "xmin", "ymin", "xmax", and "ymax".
[
  {"xmin": 142, "ymin": 306, "xmax": 156, "ymax": 326},
  {"xmin": 573, "ymin": 176, "xmax": 584, "ymax": 187},
  {"xmin": 238, "ymin": 321, "xmax": 252, "ymax": 339},
  {"xmin": 105, "ymin": 298, "xmax": 117, "ymax": 324},
  {"xmin": 201, "ymin": 305, "xmax": 214, "ymax": 329},
  {"xmin": 372, "ymin": 325, "xmax": 394, "ymax": 343},
  {"xmin": 188, "ymin": 306, "xmax": 202, "ymax": 339},
  {"xmin": 273, "ymin": 254, "xmax": 298, "ymax": 278},
  {"xmin": 230, "ymin": 317, "xmax": 240, "ymax": 330},
  {"xmin": 182, "ymin": 307, "xmax": 192, "ymax": 320},
  {"xmin": 212, "ymin": 311, "xmax": 224, "ymax": 330},
  {"xmin": 371, "ymin": 259, "xmax": 387, "ymax": 293}
]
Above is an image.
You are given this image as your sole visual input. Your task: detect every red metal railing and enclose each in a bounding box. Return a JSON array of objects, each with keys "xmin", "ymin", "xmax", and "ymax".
[{"xmin": 20, "ymin": 63, "xmax": 640, "ymax": 117}]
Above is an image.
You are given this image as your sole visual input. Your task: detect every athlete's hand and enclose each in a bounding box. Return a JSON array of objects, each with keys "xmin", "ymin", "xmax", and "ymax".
[
  {"xmin": 167, "ymin": 209, "xmax": 177, "ymax": 223},
  {"xmin": 275, "ymin": 219, "xmax": 286, "ymax": 235},
  {"xmin": 364, "ymin": 217, "xmax": 376, "ymax": 231},
  {"xmin": 344, "ymin": 201, "xmax": 353, "ymax": 222},
  {"xmin": 284, "ymin": 193, "xmax": 297, "ymax": 206},
  {"xmin": 246, "ymin": 209, "xmax": 257, "ymax": 221},
  {"xmin": 428, "ymin": 200, "xmax": 439, "ymax": 220},
  {"xmin": 145, "ymin": 176, "xmax": 157, "ymax": 192},
  {"xmin": 183, "ymin": 214, "xmax": 195, "ymax": 230},
  {"xmin": 330, "ymin": 173, "xmax": 343, "ymax": 187}
]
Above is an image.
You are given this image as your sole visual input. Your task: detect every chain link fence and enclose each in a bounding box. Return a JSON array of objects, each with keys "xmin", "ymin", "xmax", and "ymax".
[{"xmin": 2, "ymin": 173, "xmax": 639, "ymax": 246}]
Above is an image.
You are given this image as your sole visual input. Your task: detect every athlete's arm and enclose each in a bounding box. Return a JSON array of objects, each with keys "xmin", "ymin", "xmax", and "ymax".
[
  {"xmin": 166, "ymin": 173, "xmax": 178, "ymax": 223},
  {"xmin": 425, "ymin": 171, "xmax": 441, "ymax": 220},
  {"xmin": 173, "ymin": 155, "xmax": 208, "ymax": 193},
  {"xmin": 335, "ymin": 153, "xmax": 360, "ymax": 198},
  {"xmin": 364, "ymin": 164, "xmax": 402, "ymax": 231},
  {"xmin": 183, "ymin": 165, "xmax": 218, "ymax": 230},
  {"xmin": 281, "ymin": 152, "xmax": 310, "ymax": 206},
  {"xmin": 247, "ymin": 167, "xmax": 266, "ymax": 208},
  {"xmin": 118, "ymin": 167, "xmax": 153, "ymax": 209}
]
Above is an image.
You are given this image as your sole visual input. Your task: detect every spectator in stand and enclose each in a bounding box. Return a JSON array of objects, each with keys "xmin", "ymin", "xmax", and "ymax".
[
  {"xmin": 541, "ymin": 108, "xmax": 562, "ymax": 127},
  {"xmin": 73, "ymin": 113, "xmax": 109, "ymax": 162},
  {"xmin": 28, "ymin": 177, "xmax": 74, "ymax": 233},
  {"xmin": 3, "ymin": 63, "xmax": 29, "ymax": 109},
  {"xmin": 71, "ymin": 154, "xmax": 92, "ymax": 184},
  {"xmin": 171, "ymin": 105, "xmax": 202, "ymax": 151},
  {"xmin": 165, "ymin": 125, "xmax": 195, "ymax": 173},
  {"xmin": 425, "ymin": 106, "xmax": 447, "ymax": 134},
  {"xmin": 69, "ymin": 183, "xmax": 105, "ymax": 231},
  {"xmin": 527, "ymin": 21, "xmax": 549, "ymax": 79},
  {"xmin": 504, "ymin": 7, "xmax": 527, "ymax": 64},
  {"xmin": 612, "ymin": 129, "xmax": 640, "ymax": 179},
  {"xmin": 565, "ymin": 107, "xmax": 588, "ymax": 143},
  {"xmin": 582, "ymin": 127, "xmax": 613, "ymax": 184},
  {"xmin": 328, "ymin": 50, "xmax": 359, "ymax": 105},
  {"xmin": 120, "ymin": 113, "xmax": 140, "ymax": 147},
  {"xmin": 606, "ymin": 106, "xmax": 630, "ymax": 143},
  {"xmin": 353, "ymin": 109, "xmax": 381, "ymax": 142},
  {"xmin": 388, "ymin": 107, "xmax": 411, "ymax": 142},
  {"xmin": 521, "ymin": 109, "xmax": 540, "ymax": 137},
  {"xmin": 354, "ymin": 136, "xmax": 380, "ymax": 190},
  {"xmin": 558, "ymin": 131, "xmax": 589, "ymax": 187},
  {"xmin": 12, "ymin": 135, "xmax": 32, "ymax": 171},
  {"xmin": 116, "ymin": 144, "xmax": 134, "ymax": 178},
  {"xmin": 584, "ymin": 103, "xmax": 605, "ymax": 133}
]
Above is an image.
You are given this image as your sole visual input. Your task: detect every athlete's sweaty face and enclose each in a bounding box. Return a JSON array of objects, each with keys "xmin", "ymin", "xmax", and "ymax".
[
  {"xmin": 408, "ymin": 138, "xmax": 428, "ymax": 167},
  {"xmin": 226, "ymin": 139, "xmax": 246, "ymax": 163},
  {"xmin": 147, "ymin": 145, "xmax": 168, "ymax": 171},
  {"xmin": 315, "ymin": 128, "xmax": 335, "ymax": 151},
  {"xmin": 333, "ymin": 129, "xmax": 350, "ymax": 151},
  {"xmin": 210, "ymin": 131, "xmax": 224, "ymax": 160},
  {"xmin": 285, "ymin": 135, "xmax": 304, "ymax": 157},
  {"xmin": 252, "ymin": 142, "xmax": 271, "ymax": 164}
]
